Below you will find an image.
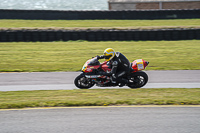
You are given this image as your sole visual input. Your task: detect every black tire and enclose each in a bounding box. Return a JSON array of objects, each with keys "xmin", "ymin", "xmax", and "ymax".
[
  {"xmin": 74, "ymin": 73, "xmax": 95, "ymax": 89},
  {"xmin": 127, "ymin": 71, "xmax": 148, "ymax": 89}
]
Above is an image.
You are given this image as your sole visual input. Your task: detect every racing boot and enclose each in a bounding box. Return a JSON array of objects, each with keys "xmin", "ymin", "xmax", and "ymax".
[
  {"xmin": 118, "ymin": 78, "xmax": 128, "ymax": 87},
  {"xmin": 111, "ymin": 74, "xmax": 117, "ymax": 83}
]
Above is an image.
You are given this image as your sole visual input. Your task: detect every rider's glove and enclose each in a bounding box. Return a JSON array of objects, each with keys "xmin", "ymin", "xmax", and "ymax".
[{"xmin": 97, "ymin": 55, "xmax": 105, "ymax": 60}]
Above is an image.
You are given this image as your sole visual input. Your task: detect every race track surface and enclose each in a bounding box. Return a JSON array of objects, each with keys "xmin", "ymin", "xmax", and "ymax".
[
  {"xmin": 0, "ymin": 70, "xmax": 200, "ymax": 91},
  {"xmin": 1, "ymin": 71, "xmax": 200, "ymax": 133},
  {"xmin": 1, "ymin": 106, "xmax": 200, "ymax": 133}
]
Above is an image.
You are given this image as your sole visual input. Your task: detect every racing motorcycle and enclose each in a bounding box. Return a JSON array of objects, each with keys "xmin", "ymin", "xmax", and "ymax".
[{"xmin": 74, "ymin": 57, "xmax": 149, "ymax": 89}]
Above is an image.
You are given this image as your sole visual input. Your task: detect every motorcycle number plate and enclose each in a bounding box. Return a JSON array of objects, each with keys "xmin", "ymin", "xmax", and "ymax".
[{"xmin": 136, "ymin": 59, "xmax": 144, "ymax": 70}]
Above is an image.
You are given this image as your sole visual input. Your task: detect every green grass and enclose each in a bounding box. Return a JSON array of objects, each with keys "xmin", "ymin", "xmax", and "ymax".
[
  {"xmin": 0, "ymin": 40, "xmax": 199, "ymax": 72},
  {"xmin": 0, "ymin": 19, "xmax": 199, "ymax": 29},
  {"xmin": 0, "ymin": 88, "xmax": 199, "ymax": 109}
]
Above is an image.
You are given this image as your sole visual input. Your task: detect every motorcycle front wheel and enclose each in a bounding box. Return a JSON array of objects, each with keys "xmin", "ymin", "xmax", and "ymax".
[
  {"xmin": 127, "ymin": 71, "xmax": 148, "ymax": 89},
  {"xmin": 74, "ymin": 73, "xmax": 95, "ymax": 89}
]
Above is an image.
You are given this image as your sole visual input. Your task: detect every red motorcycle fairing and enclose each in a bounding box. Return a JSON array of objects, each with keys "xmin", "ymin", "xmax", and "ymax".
[
  {"xmin": 82, "ymin": 57, "xmax": 100, "ymax": 73},
  {"xmin": 86, "ymin": 62, "xmax": 111, "ymax": 73},
  {"xmin": 84, "ymin": 65, "xmax": 100, "ymax": 73},
  {"xmin": 82, "ymin": 57, "xmax": 111, "ymax": 73},
  {"xmin": 81, "ymin": 58, "xmax": 112, "ymax": 86},
  {"xmin": 100, "ymin": 61, "xmax": 111, "ymax": 72}
]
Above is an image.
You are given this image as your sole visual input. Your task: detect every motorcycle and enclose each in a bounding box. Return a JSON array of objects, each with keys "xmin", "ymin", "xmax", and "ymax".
[{"xmin": 74, "ymin": 57, "xmax": 149, "ymax": 89}]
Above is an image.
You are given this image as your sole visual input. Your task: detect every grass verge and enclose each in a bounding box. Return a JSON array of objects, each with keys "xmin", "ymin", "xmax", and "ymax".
[
  {"xmin": 0, "ymin": 88, "xmax": 199, "ymax": 109},
  {"xmin": 0, "ymin": 40, "xmax": 200, "ymax": 72},
  {"xmin": 0, "ymin": 19, "xmax": 200, "ymax": 29}
]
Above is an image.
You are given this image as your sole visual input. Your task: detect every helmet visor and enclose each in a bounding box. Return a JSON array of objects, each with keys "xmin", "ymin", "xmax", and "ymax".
[{"xmin": 104, "ymin": 55, "xmax": 112, "ymax": 59}]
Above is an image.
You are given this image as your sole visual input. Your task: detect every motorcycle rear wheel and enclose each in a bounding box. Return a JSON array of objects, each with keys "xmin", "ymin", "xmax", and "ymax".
[
  {"xmin": 74, "ymin": 73, "xmax": 95, "ymax": 89},
  {"xmin": 127, "ymin": 71, "xmax": 148, "ymax": 89}
]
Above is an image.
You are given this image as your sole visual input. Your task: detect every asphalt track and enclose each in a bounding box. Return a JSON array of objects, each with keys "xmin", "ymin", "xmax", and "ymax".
[
  {"xmin": 1, "ymin": 106, "xmax": 200, "ymax": 133},
  {"xmin": 0, "ymin": 70, "xmax": 200, "ymax": 91},
  {"xmin": 1, "ymin": 71, "xmax": 200, "ymax": 133}
]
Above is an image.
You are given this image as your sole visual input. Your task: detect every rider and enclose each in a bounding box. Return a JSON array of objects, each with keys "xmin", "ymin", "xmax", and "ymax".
[{"xmin": 97, "ymin": 48, "xmax": 130, "ymax": 87}]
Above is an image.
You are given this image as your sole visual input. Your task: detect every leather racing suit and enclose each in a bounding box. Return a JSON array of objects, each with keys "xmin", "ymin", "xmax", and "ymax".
[{"xmin": 97, "ymin": 52, "xmax": 130, "ymax": 84}]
